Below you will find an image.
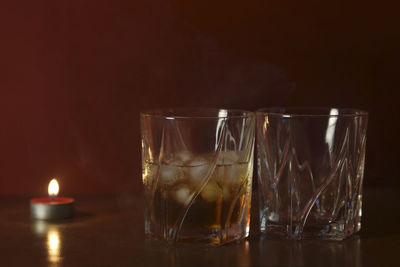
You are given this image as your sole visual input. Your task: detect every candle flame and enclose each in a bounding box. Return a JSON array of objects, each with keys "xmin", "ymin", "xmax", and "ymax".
[{"xmin": 48, "ymin": 178, "xmax": 59, "ymax": 197}]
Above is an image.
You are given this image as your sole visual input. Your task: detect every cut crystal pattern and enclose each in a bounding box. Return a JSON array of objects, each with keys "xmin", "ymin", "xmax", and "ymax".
[{"xmin": 256, "ymin": 109, "xmax": 368, "ymax": 240}]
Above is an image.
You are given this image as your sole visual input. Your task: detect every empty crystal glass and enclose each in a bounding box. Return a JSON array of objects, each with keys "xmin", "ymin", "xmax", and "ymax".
[
  {"xmin": 256, "ymin": 108, "xmax": 368, "ymax": 240},
  {"xmin": 141, "ymin": 108, "xmax": 255, "ymax": 244}
]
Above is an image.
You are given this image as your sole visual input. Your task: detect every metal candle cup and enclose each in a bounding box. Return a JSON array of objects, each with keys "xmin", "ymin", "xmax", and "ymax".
[
  {"xmin": 30, "ymin": 197, "xmax": 74, "ymax": 220},
  {"xmin": 30, "ymin": 178, "xmax": 74, "ymax": 220}
]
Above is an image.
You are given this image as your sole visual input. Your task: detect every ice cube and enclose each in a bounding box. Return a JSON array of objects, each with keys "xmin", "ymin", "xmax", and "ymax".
[
  {"xmin": 214, "ymin": 164, "xmax": 240, "ymax": 186},
  {"xmin": 188, "ymin": 158, "xmax": 211, "ymax": 186},
  {"xmin": 190, "ymin": 158, "xmax": 209, "ymax": 167},
  {"xmin": 222, "ymin": 185, "xmax": 231, "ymax": 201},
  {"xmin": 200, "ymin": 182, "xmax": 221, "ymax": 202},
  {"xmin": 225, "ymin": 150, "xmax": 239, "ymax": 161},
  {"xmin": 174, "ymin": 186, "xmax": 192, "ymax": 205},
  {"xmin": 176, "ymin": 150, "xmax": 193, "ymax": 163},
  {"xmin": 210, "ymin": 165, "xmax": 224, "ymax": 184},
  {"xmin": 217, "ymin": 151, "xmax": 239, "ymax": 165},
  {"xmin": 159, "ymin": 164, "xmax": 182, "ymax": 185},
  {"xmin": 223, "ymin": 164, "xmax": 239, "ymax": 185}
]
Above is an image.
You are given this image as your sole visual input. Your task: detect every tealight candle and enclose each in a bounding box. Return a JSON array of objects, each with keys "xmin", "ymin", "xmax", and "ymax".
[{"xmin": 30, "ymin": 178, "xmax": 74, "ymax": 220}]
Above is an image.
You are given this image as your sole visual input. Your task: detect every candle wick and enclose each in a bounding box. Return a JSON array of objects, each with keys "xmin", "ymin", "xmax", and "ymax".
[{"xmin": 50, "ymin": 195, "xmax": 56, "ymax": 201}]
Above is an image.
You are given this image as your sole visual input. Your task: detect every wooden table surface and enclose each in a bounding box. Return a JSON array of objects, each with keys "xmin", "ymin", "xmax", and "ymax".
[{"xmin": 1, "ymin": 186, "xmax": 399, "ymax": 267}]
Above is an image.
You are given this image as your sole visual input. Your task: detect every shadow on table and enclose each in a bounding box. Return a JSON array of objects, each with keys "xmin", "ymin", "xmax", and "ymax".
[
  {"xmin": 251, "ymin": 236, "xmax": 362, "ymax": 267},
  {"xmin": 360, "ymin": 186, "xmax": 400, "ymax": 239},
  {"xmin": 142, "ymin": 235, "xmax": 362, "ymax": 267},
  {"xmin": 143, "ymin": 238, "xmax": 252, "ymax": 267}
]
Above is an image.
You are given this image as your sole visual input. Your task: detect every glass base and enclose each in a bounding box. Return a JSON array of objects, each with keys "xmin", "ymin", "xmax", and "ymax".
[
  {"xmin": 146, "ymin": 223, "xmax": 249, "ymax": 245},
  {"xmin": 261, "ymin": 222, "xmax": 361, "ymax": 241}
]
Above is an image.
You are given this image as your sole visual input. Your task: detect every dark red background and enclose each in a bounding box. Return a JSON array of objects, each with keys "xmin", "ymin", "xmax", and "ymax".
[{"xmin": 1, "ymin": 0, "xmax": 399, "ymax": 195}]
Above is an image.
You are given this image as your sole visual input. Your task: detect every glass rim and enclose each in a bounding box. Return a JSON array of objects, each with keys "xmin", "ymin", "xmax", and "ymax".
[
  {"xmin": 140, "ymin": 108, "xmax": 254, "ymax": 119},
  {"xmin": 256, "ymin": 107, "xmax": 368, "ymax": 118}
]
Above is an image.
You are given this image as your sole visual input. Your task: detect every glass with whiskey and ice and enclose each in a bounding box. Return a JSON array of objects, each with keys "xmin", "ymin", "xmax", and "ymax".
[{"xmin": 141, "ymin": 109, "xmax": 255, "ymax": 244}]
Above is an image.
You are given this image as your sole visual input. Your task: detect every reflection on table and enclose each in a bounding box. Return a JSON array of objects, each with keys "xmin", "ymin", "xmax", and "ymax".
[{"xmin": 33, "ymin": 220, "xmax": 62, "ymax": 267}]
